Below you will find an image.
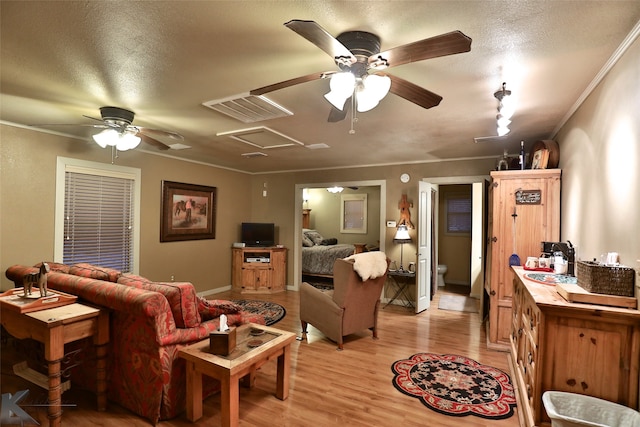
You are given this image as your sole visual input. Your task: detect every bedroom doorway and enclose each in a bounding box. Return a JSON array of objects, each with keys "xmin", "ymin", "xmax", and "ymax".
[{"xmin": 292, "ymin": 180, "xmax": 387, "ymax": 291}]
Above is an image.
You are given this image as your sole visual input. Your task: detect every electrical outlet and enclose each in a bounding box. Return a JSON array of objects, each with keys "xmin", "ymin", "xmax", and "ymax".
[{"xmin": 170, "ymin": 275, "xmax": 175, "ymax": 282}]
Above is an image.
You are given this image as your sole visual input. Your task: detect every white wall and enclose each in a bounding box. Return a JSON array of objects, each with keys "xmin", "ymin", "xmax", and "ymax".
[{"xmin": 557, "ymin": 35, "xmax": 640, "ymax": 288}]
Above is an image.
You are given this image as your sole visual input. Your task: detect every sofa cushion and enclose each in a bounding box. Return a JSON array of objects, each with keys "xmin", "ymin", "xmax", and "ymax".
[
  {"xmin": 117, "ymin": 275, "xmax": 201, "ymax": 328},
  {"xmin": 197, "ymin": 297, "xmax": 242, "ymax": 321},
  {"xmin": 70, "ymin": 263, "xmax": 122, "ymax": 282}
]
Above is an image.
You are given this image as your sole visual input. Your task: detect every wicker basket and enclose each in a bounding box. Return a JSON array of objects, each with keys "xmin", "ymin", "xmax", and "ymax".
[{"xmin": 576, "ymin": 261, "xmax": 635, "ymax": 297}]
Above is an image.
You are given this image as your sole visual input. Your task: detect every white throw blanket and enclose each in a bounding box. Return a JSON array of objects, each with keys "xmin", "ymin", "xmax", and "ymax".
[{"xmin": 344, "ymin": 251, "xmax": 387, "ymax": 281}]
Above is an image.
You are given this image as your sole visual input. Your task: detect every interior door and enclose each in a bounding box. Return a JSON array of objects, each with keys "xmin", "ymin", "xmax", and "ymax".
[
  {"xmin": 416, "ymin": 181, "xmax": 437, "ymax": 313},
  {"xmin": 470, "ymin": 182, "xmax": 486, "ymax": 299}
]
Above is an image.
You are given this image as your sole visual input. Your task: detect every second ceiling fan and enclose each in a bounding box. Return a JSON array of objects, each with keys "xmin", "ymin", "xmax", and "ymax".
[{"xmin": 251, "ymin": 20, "xmax": 472, "ymax": 122}]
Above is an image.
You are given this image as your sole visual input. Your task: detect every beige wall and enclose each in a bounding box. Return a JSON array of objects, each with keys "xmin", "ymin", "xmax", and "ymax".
[
  {"xmin": 0, "ymin": 125, "xmax": 253, "ymax": 292},
  {"xmin": 303, "ymin": 186, "xmax": 381, "ymax": 247},
  {"xmin": 557, "ymin": 36, "xmax": 640, "ymax": 288}
]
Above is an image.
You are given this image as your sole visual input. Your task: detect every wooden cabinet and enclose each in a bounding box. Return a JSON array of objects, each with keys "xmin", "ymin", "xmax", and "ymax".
[
  {"xmin": 232, "ymin": 247, "xmax": 287, "ymax": 293},
  {"xmin": 302, "ymin": 209, "xmax": 312, "ymax": 229},
  {"xmin": 486, "ymin": 169, "xmax": 561, "ymax": 349},
  {"xmin": 510, "ymin": 267, "xmax": 640, "ymax": 427}
]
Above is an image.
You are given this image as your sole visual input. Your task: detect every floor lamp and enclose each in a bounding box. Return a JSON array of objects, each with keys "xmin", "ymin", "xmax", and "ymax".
[{"xmin": 393, "ymin": 225, "xmax": 412, "ymax": 272}]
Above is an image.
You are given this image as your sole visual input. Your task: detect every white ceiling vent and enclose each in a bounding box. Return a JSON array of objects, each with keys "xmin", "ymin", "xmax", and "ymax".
[
  {"xmin": 305, "ymin": 143, "xmax": 330, "ymax": 150},
  {"xmin": 217, "ymin": 126, "xmax": 304, "ymax": 149},
  {"xmin": 203, "ymin": 94, "xmax": 293, "ymax": 123},
  {"xmin": 473, "ymin": 136, "xmax": 507, "ymax": 143},
  {"xmin": 241, "ymin": 152, "xmax": 268, "ymax": 158}
]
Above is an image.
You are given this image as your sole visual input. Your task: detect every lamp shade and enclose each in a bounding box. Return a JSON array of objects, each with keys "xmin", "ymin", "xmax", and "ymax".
[{"xmin": 393, "ymin": 224, "xmax": 412, "ymax": 243}]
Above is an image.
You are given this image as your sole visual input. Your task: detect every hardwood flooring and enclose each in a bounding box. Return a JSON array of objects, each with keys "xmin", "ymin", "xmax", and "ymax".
[{"xmin": 1, "ymin": 285, "xmax": 519, "ymax": 426}]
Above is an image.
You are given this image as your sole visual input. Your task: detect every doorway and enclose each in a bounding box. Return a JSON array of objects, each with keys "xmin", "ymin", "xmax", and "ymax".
[
  {"xmin": 292, "ymin": 180, "xmax": 387, "ymax": 291},
  {"xmin": 422, "ymin": 176, "xmax": 488, "ymax": 303}
]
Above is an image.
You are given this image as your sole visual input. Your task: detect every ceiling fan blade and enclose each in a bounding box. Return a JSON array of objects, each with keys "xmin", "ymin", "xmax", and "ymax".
[
  {"xmin": 284, "ymin": 20, "xmax": 356, "ymax": 65},
  {"xmin": 29, "ymin": 123, "xmax": 111, "ymax": 130},
  {"xmin": 327, "ymin": 103, "xmax": 349, "ymax": 122},
  {"xmin": 138, "ymin": 133, "xmax": 171, "ymax": 150},
  {"xmin": 370, "ymin": 30, "xmax": 472, "ymax": 69},
  {"xmin": 388, "ymin": 74, "xmax": 443, "ymax": 109},
  {"xmin": 136, "ymin": 127, "xmax": 183, "ymax": 141},
  {"xmin": 250, "ymin": 72, "xmax": 329, "ymax": 96}
]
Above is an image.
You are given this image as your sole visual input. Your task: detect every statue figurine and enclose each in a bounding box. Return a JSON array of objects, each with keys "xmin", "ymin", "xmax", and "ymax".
[
  {"xmin": 398, "ymin": 195, "xmax": 414, "ymax": 229},
  {"xmin": 23, "ymin": 262, "xmax": 50, "ymax": 297}
]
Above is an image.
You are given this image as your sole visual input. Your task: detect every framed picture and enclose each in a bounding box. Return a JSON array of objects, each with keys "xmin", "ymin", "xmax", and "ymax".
[
  {"xmin": 531, "ymin": 148, "xmax": 549, "ymax": 169},
  {"xmin": 161, "ymin": 181, "xmax": 216, "ymax": 242}
]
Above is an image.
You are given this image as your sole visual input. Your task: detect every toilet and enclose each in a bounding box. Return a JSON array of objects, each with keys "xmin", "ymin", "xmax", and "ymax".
[{"xmin": 437, "ymin": 265, "xmax": 448, "ymax": 287}]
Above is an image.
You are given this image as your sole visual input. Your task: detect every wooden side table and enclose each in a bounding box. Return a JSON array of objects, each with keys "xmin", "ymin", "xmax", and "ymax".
[
  {"xmin": 178, "ymin": 323, "xmax": 296, "ymax": 427},
  {"xmin": 384, "ymin": 270, "xmax": 416, "ymax": 309},
  {"xmin": 0, "ymin": 303, "xmax": 109, "ymax": 427}
]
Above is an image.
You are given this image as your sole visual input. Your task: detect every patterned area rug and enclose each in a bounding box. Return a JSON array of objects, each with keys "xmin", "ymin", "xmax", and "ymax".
[
  {"xmin": 231, "ymin": 299, "xmax": 286, "ymax": 326},
  {"xmin": 391, "ymin": 353, "xmax": 516, "ymax": 420}
]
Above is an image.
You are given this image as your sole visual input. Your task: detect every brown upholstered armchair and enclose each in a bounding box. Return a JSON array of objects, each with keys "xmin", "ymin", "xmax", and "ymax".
[{"xmin": 299, "ymin": 253, "xmax": 389, "ymax": 350}]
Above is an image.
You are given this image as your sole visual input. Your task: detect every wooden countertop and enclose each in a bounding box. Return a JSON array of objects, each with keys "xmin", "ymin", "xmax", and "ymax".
[{"xmin": 512, "ymin": 266, "xmax": 640, "ymax": 319}]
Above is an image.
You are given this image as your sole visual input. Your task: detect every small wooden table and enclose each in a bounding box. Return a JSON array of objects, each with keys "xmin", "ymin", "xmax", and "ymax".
[
  {"xmin": 0, "ymin": 302, "xmax": 109, "ymax": 427},
  {"xmin": 178, "ymin": 323, "xmax": 296, "ymax": 427}
]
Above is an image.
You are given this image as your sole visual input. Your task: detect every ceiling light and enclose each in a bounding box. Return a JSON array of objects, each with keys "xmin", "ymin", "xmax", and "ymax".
[
  {"xmin": 324, "ymin": 72, "xmax": 391, "ymax": 112},
  {"xmin": 92, "ymin": 129, "xmax": 141, "ymax": 151},
  {"xmin": 493, "ymin": 82, "xmax": 514, "ymax": 136},
  {"xmin": 326, "ymin": 186, "xmax": 344, "ymax": 193}
]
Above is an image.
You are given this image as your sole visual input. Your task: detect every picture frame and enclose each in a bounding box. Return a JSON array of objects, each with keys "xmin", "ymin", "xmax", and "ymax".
[
  {"xmin": 161, "ymin": 181, "xmax": 216, "ymax": 242},
  {"xmin": 531, "ymin": 148, "xmax": 549, "ymax": 169}
]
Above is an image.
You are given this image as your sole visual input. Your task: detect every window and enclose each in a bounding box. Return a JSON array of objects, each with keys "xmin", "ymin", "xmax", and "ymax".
[
  {"xmin": 446, "ymin": 196, "xmax": 472, "ymax": 234},
  {"xmin": 340, "ymin": 194, "xmax": 367, "ymax": 234},
  {"xmin": 55, "ymin": 157, "xmax": 141, "ymax": 273}
]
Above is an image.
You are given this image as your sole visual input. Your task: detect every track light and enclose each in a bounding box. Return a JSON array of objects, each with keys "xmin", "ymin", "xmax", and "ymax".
[{"xmin": 494, "ymin": 82, "xmax": 514, "ymax": 136}]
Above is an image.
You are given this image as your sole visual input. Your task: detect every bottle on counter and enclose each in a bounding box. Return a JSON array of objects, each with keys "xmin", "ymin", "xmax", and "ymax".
[{"xmin": 520, "ymin": 140, "xmax": 525, "ymax": 170}]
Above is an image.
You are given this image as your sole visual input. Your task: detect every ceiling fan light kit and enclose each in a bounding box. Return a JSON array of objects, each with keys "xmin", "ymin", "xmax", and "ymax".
[{"xmin": 92, "ymin": 129, "xmax": 141, "ymax": 151}]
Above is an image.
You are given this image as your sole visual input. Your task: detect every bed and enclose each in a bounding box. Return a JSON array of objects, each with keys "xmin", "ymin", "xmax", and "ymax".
[{"xmin": 301, "ymin": 229, "xmax": 361, "ymax": 277}]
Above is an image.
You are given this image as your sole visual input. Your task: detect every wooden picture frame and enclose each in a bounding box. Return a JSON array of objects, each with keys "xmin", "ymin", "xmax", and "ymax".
[
  {"xmin": 161, "ymin": 181, "xmax": 216, "ymax": 242},
  {"xmin": 531, "ymin": 148, "xmax": 550, "ymax": 169}
]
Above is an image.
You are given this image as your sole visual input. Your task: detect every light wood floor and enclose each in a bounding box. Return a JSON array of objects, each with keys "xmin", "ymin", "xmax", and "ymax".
[{"xmin": 1, "ymin": 285, "xmax": 519, "ymax": 426}]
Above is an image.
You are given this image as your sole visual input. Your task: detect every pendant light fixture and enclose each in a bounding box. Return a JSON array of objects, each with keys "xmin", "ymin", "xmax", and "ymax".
[{"xmin": 494, "ymin": 82, "xmax": 514, "ymax": 136}]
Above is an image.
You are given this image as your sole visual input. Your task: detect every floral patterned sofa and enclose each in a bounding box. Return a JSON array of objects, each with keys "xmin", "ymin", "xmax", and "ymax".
[{"xmin": 5, "ymin": 262, "xmax": 264, "ymax": 424}]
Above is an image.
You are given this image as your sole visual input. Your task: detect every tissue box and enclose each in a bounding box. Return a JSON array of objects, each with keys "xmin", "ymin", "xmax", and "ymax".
[{"xmin": 209, "ymin": 327, "xmax": 236, "ymax": 356}]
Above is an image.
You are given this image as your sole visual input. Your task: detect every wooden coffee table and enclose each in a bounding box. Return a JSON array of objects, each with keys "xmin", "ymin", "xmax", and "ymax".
[{"xmin": 178, "ymin": 323, "xmax": 295, "ymax": 427}]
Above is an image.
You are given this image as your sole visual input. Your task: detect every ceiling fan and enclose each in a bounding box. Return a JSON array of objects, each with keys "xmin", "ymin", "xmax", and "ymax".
[
  {"xmin": 251, "ymin": 20, "xmax": 472, "ymax": 122},
  {"xmin": 32, "ymin": 106, "xmax": 183, "ymax": 151}
]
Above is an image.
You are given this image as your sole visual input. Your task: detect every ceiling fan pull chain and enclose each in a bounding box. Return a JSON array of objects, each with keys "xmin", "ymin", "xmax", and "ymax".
[{"xmin": 349, "ymin": 95, "xmax": 357, "ymax": 134}]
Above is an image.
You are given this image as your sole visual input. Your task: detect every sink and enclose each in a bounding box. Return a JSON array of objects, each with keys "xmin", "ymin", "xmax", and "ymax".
[{"xmin": 524, "ymin": 273, "xmax": 577, "ymax": 286}]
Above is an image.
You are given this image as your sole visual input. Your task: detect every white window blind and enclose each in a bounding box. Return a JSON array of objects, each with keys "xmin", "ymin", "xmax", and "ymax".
[
  {"xmin": 446, "ymin": 197, "xmax": 472, "ymax": 233},
  {"xmin": 56, "ymin": 158, "xmax": 140, "ymax": 274}
]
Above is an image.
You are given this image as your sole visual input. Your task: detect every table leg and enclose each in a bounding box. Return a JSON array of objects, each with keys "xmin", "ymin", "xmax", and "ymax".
[
  {"xmin": 275, "ymin": 344, "xmax": 291, "ymax": 400},
  {"xmin": 185, "ymin": 362, "xmax": 203, "ymax": 421},
  {"xmin": 45, "ymin": 327, "xmax": 64, "ymax": 427},
  {"xmin": 384, "ymin": 277, "xmax": 405, "ymax": 308},
  {"xmin": 220, "ymin": 374, "xmax": 239, "ymax": 427}
]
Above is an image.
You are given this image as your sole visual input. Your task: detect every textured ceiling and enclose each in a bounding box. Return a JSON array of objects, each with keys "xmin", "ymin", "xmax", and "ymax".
[{"xmin": 1, "ymin": 1, "xmax": 639, "ymax": 173}]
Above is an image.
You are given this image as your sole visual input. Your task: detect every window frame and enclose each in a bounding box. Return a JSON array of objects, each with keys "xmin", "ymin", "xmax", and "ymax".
[
  {"xmin": 444, "ymin": 194, "xmax": 472, "ymax": 236},
  {"xmin": 340, "ymin": 193, "xmax": 367, "ymax": 234},
  {"xmin": 54, "ymin": 157, "xmax": 141, "ymax": 274}
]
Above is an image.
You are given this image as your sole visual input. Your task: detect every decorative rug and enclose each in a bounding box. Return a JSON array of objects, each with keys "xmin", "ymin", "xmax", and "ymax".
[
  {"xmin": 437, "ymin": 294, "xmax": 478, "ymax": 313},
  {"xmin": 391, "ymin": 353, "xmax": 516, "ymax": 420},
  {"xmin": 231, "ymin": 299, "xmax": 286, "ymax": 326},
  {"xmin": 303, "ymin": 276, "xmax": 334, "ymax": 292}
]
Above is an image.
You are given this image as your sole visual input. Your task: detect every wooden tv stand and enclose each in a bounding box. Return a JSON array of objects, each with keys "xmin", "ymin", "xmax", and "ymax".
[{"xmin": 232, "ymin": 247, "xmax": 287, "ymax": 293}]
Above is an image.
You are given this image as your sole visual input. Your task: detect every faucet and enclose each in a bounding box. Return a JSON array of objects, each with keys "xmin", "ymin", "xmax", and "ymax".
[{"xmin": 552, "ymin": 241, "xmax": 575, "ymax": 276}]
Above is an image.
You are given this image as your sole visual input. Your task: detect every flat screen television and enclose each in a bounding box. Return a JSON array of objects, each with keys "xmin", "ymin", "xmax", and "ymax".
[{"xmin": 241, "ymin": 222, "xmax": 275, "ymax": 247}]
